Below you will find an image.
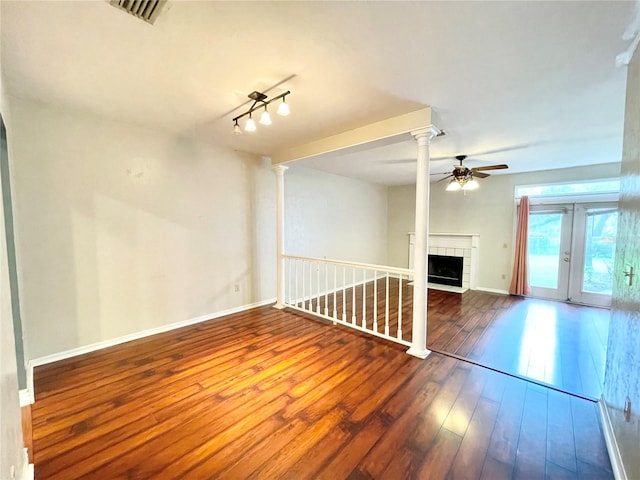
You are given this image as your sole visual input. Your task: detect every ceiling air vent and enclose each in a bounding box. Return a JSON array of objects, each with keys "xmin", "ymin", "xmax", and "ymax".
[{"xmin": 108, "ymin": 0, "xmax": 167, "ymax": 25}]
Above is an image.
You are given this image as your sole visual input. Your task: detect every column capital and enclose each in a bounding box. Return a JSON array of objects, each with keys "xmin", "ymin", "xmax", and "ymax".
[
  {"xmin": 272, "ymin": 164, "xmax": 289, "ymax": 176},
  {"xmin": 411, "ymin": 125, "xmax": 441, "ymax": 142}
]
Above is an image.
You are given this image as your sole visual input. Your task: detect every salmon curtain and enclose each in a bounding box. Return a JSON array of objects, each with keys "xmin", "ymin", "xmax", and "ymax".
[{"xmin": 509, "ymin": 196, "xmax": 531, "ymax": 296}]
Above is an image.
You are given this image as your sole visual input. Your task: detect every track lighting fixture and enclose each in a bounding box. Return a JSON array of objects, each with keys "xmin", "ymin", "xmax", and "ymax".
[{"xmin": 232, "ymin": 90, "xmax": 291, "ymax": 134}]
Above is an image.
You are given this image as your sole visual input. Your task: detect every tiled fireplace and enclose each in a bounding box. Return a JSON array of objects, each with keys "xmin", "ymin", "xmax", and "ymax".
[{"xmin": 408, "ymin": 233, "xmax": 479, "ymax": 292}]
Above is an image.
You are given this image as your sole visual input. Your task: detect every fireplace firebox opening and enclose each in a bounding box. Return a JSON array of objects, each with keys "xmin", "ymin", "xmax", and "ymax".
[{"xmin": 428, "ymin": 255, "xmax": 463, "ymax": 287}]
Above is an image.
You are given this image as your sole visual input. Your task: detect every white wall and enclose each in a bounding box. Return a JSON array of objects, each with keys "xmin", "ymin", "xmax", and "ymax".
[
  {"xmin": 9, "ymin": 97, "xmax": 269, "ymax": 360},
  {"xmin": 0, "ymin": 72, "xmax": 27, "ymax": 480},
  {"xmin": 7, "ymin": 97, "xmax": 389, "ymax": 361},
  {"xmin": 387, "ymin": 163, "xmax": 620, "ymax": 291},
  {"xmin": 285, "ymin": 166, "xmax": 388, "ymax": 265},
  {"xmin": 387, "ymin": 184, "xmax": 417, "ymax": 268}
]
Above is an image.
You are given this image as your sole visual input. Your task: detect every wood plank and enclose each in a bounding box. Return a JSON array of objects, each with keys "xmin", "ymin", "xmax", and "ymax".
[
  {"xmin": 449, "ymin": 397, "xmax": 500, "ymax": 480},
  {"xmin": 486, "ymin": 375, "xmax": 527, "ymax": 466},
  {"xmin": 416, "ymin": 427, "xmax": 463, "ymax": 480},
  {"xmin": 513, "ymin": 383, "xmax": 548, "ymax": 479},
  {"xmin": 480, "ymin": 456, "xmax": 513, "ymax": 480},
  {"xmin": 546, "ymin": 389, "xmax": 577, "ymax": 472}
]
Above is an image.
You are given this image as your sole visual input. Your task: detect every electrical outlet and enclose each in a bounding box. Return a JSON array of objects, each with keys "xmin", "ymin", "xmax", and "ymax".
[
  {"xmin": 234, "ymin": 284, "xmax": 240, "ymax": 293},
  {"xmin": 10, "ymin": 465, "xmax": 15, "ymax": 479}
]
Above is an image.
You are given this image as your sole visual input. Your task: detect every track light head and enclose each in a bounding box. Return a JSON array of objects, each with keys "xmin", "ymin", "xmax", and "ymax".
[
  {"xmin": 259, "ymin": 107, "xmax": 272, "ymax": 126},
  {"xmin": 277, "ymin": 98, "xmax": 290, "ymax": 116},
  {"xmin": 244, "ymin": 114, "xmax": 256, "ymax": 132}
]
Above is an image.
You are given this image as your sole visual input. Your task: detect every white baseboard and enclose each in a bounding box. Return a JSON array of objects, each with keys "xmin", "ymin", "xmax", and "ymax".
[
  {"xmin": 20, "ymin": 448, "xmax": 34, "ymax": 480},
  {"xmin": 25, "ymin": 298, "xmax": 276, "ymax": 401},
  {"xmin": 598, "ymin": 396, "xmax": 628, "ymax": 480},
  {"xmin": 475, "ymin": 286, "xmax": 509, "ymax": 295},
  {"xmin": 427, "ymin": 282, "xmax": 467, "ymax": 293},
  {"xmin": 18, "ymin": 388, "xmax": 33, "ymax": 407}
]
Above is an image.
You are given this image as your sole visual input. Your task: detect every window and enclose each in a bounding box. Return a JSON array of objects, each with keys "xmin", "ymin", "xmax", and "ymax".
[{"xmin": 515, "ymin": 179, "xmax": 620, "ymax": 200}]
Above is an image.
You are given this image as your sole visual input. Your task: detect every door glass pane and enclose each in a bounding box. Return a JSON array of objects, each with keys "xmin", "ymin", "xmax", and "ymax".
[
  {"xmin": 528, "ymin": 212, "xmax": 563, "ymax": 289},
  {"xmin": 583, "ymin": 208, "xmax": 617, "ymax": 294}
]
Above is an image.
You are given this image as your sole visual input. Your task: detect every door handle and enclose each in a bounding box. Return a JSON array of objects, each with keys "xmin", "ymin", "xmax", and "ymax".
[
  {"xmin": 563, "ymin": 257, "xmax": 570, "ymax": 262},
  {"xmin": 624, "ymin": 266, "xmax": 634, "ymax": 286}
]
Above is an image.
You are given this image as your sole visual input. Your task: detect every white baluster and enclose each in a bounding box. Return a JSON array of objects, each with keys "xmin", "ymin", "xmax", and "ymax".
[
  {"xmin": 385, "ymin": 273, "xmax": 390, "ymax": 336},
  {"xmin": 333, "ymin": 264, "xmax": 337, "ymax": 320},
  {"xmin": 352, "ymin": 267, "xmax": 357, "ymax": 324},
  {"xmin": 342, "ymin": 267, "xmax": 347, "ymax": 322},
  {"xmin": 362, "ymin": 269, "xmax": 367, "ymax": 329},
  {"xmin": 316, "ymin": 262, "xmax": 321, "ymax": 314},
  {"xmin": 397, "ymin": 275, "xmax": 403, "ymax": 340},
  {"xmin": 295, "ymin": 259, "xmax": 299, "ymax": 307},
  {"xmin": 373, "ymin": 270, "xmax": 378, "ymax": 332},
  {"xmin": 302, "ymin": 261, "xmax": 306, "ymax": 310},
  {"xmin": 324, "ymin": 263, "xmax": 329, "ymax": 316},
  {"xmin": 309, "ymin": 260, "xmax": 314, "ymax": 311},
  {"xmin": 287, "ymin": 258, "xmax": 291, "ymax": 306}
]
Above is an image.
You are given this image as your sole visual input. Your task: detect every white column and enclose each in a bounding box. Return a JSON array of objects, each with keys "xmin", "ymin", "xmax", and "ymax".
[
  {"xmin": 273, "ymin": 165, "xmax": 288, "ymax": 309},
  {"xmin": 407, "ymin": 126, "xmax": 439, "ymax": 359}
]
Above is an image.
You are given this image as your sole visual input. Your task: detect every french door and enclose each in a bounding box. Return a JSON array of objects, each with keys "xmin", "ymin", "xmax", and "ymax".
[{"xmin": 527, "ymin": 202, "xmax": 618, "ymax": 307}]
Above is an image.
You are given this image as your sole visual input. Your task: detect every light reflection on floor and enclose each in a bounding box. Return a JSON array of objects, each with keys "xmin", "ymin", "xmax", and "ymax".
[
  {"xmin": 517, "ymin": 303, "xmax": 558, "ymax": 384},
  {"xmin": 465, "ymin": 297, "xmax": 609, "ymax": 399}
]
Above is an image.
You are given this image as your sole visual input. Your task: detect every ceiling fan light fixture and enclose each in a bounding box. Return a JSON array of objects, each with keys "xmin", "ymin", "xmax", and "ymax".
[
  {"xmin": 463, "ymin": 178, "xmax": 479, "ymax": 190},
  {"xmin": 446, "ymin": 180, "xmax": 462, "ymax": 191}
]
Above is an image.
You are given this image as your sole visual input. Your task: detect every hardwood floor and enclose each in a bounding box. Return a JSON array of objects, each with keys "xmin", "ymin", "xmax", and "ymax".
[
  {"xmin": 426, "ymin": 289, "xmax": 610, "ymax": 400},
  {"xmin": 293, "ymin": 279, "xmax": 609, "ymax": 399},
  {"xmin": 31, "ymin": 305, "xmax": 613, "ymax": 479}
]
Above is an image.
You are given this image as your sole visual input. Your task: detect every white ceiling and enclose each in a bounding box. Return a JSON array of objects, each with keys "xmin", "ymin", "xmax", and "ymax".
[{"xmin": 1, "ymin": 1, "xmax": 638, "ymax": 185}]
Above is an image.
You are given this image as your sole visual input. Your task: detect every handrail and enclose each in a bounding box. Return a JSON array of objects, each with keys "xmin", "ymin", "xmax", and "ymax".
[{"xmin": 283, "ymin": 254, "xmax": 412, "ymax": 276}]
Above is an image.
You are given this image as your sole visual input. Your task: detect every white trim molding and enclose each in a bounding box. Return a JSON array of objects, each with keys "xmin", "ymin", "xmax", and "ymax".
[
  {"xmin": 20, "ymin": 448, "xmax": 34, "ymax": 480},
  {"xmin": 598, "ymin": 397, "xmax": 629, "ymax": 480},
  {"xmin": 476, "ymin": 287, "xmax": 510, "ymax": 295},
  {"xmin": 18, "ymin": 388, "xmax": 33, "ymax": 407},
  {"xmin": 25, "ymin": 298, "xmax": 276, "ymax": 400}
]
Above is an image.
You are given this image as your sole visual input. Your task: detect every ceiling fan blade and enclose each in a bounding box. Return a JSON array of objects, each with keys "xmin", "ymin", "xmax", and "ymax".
[
  {"xmin": 472, "ymin": 164, "xmax": 509, "ymax": 171},
  {"xmin": 472, "ymin": 171, "xmax": 490, "ymax": 178},
  {"xmin": 437, "ymin": 174, "xmax": 454, "ymax": 182}
]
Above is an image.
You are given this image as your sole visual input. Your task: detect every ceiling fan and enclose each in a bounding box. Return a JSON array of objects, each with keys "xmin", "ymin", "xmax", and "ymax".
[{"xmin": 437, "ymin": 155, "xmax": 509, "ymax": 191}]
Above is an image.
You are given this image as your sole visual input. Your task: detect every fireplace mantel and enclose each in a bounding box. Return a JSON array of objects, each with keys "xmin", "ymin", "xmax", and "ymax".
[{"xmin": 408, "ymin": 232, "xmax": 479, "ymax": 292}]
